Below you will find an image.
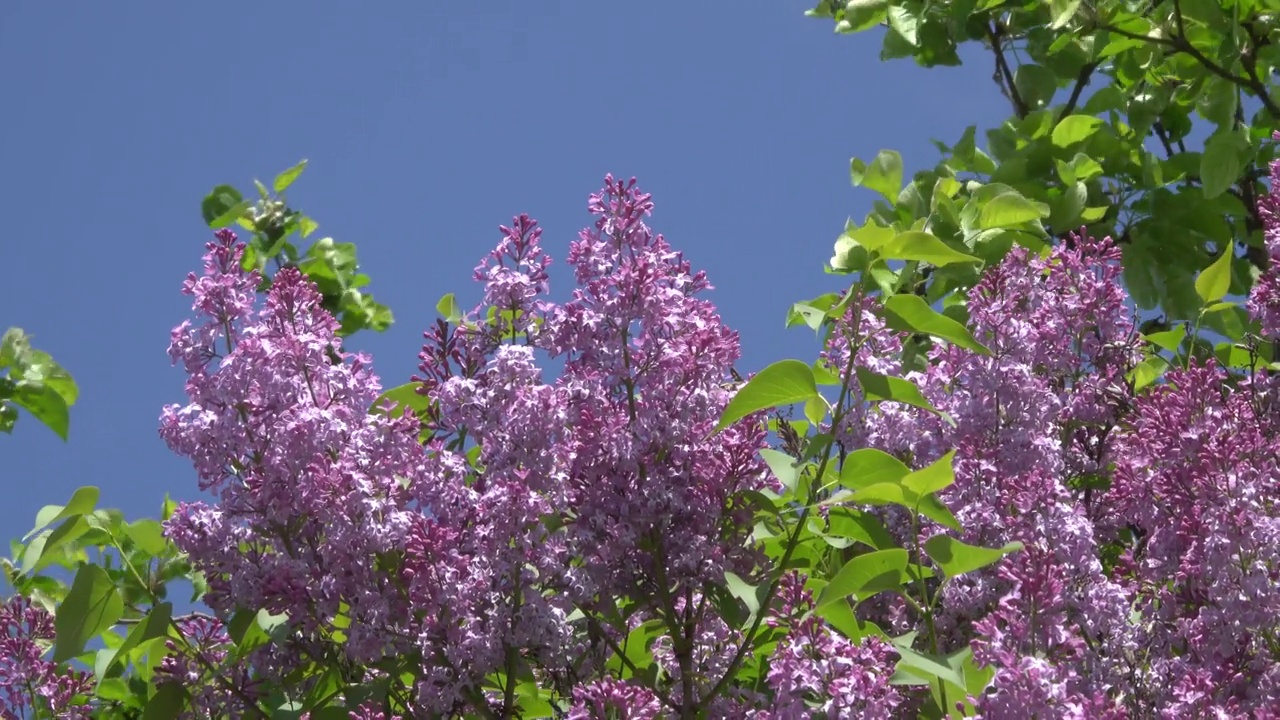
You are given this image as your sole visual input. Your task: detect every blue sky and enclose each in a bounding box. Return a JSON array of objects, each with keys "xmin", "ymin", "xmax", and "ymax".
[{"xmin": 0, "ymin": 3, "xmax": 1009, "ymax": 546}]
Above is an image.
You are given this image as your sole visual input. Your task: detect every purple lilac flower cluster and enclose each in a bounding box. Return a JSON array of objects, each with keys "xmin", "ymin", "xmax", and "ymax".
[
  {"xmin": 155, "ymin": 614, "xmax": 262, "ymax": 718},
  {"xmin": 842, "ymin": 236, "xmax": 1138, "ymax": 715},
  {"xmin": 159, "ymin": 181, "xmax": 781, "ymax": 715},
  {"xmin": 0, "ymin": 595, "xmax": 93, "ymax": 719},
  {"xmin": 146, "ymin": 152, "xmax": 1280, "ymax": 716}
]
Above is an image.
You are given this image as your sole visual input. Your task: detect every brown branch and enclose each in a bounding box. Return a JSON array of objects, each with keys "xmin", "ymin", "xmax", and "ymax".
[
  {"xmin": 1058, "ymin": 63, "xmax": 1099, "ymax": 122},
  {"xmin": 987, "ymin": 22, "xmax": 1029, "ymax": 118}
]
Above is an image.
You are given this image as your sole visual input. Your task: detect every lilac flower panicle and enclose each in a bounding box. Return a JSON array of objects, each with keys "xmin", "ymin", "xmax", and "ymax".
[
  {"xmin": 0, "ymin": 595, "xmax": 93, "ymax": 719},
  {"xmin": 1247, "ymin": 135, "xmax": 1280, "ymax": 337},
  {"xmin": 164, "ymin": 182, "xmax": 770, "ymax": 715}
]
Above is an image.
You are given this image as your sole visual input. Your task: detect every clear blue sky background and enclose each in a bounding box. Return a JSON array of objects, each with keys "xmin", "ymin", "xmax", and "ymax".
[{"xmin": 0, "ymin": 3, "xmax": 1009, "ymax": 547}]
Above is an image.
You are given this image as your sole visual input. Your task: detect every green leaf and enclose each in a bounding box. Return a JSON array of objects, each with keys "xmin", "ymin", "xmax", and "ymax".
[
  {"xmin": 436, "ymin": 293, "xmax": 463, "ymax": 324},
  {"xmin": 1195, "ymin": 247, "xmax": 1233, "ymax": 304},
  {"xmin": 715, "ymin": 360, "xmax": 818, "ymax": 432},
  {"xmin": 1049, "ymin": 0, "xmax": 1082, "ymax": 28},
  {"xmin": 851, "ymin": 150, "xmax": 904, "ymax": 201},
  {"xmin": 815, "ymin": 598, "xmax": 883, "ymax": 642},
  {"xmin": 143, "ymin": 682, "xmax": 189, "ymax": 720},
  {"xmin": 879, "ymin": 231, "xmax": 981, "ymax": 266},
  {"xmin": 1013, "ymin": 64, "xmax": 1057, "ymax": 110},
  {"xmin": 850, "ymin": 482, "xmax": 910, "ymax": 508},
  {"xmin": 882, "ymin": 294, "xmax": 990, "ymax": 354},
  {"xmin": 26, "ymin": 486, "xmax": 100, "ymax": 540},
  {"xmin": 1051, "ymin": 115, "xmax": 1103, "ymax": 148},
  {"xmin": 12, "ymin": 383, "xmax": 70, "ymax": 439},
  {"xmin": 855, "ymin": 367, "xmax": 935, "ymax": 412},
  {"xmin": 1055, "ymin": 153, "xmax": 1103, "ymax": 184},
  {"xmin": 723, "ymin": 572, "xmax": 761, "ymax": 616},
  {"xmin": 201, "ymin": 184, "xmax": 244, "ymax": 226},
  {"xmin": 273, "ymin": 160, "xmax": 308, "ymax": 194},
  {"xmin": 886, "ymin": 5, "xmax": 918, "ymax": 45},
  {"xmin": 893, "ymin": 644, "xmax": 969, "ymax": 693},
  {"xmin": 923, "ymin": 535, "xmax": 1023, "ymax": 577},
  {"xmin": 839, "ymin": 449, "xmax": 910, "ymax": 490},
  {"xmin": 0, "ymin": 327, "xmax": 29, "ymax": 368},
  {"xmin": 823, "ymin": 508, "xmax": 898, "ymax": 551},
  {"xmin": 54, "ymin": 564, "xmax": 124, "ymax": 662},
  {"xmin": 124, "ymin": 519, "xmax": 169, "ymax": 555},
  {"xmin": 977, "ymin": 192, "xmax": 1049, "ymax": 229},
  {"xmin": 1144, "ymin": 325, "xmax": 1187, "ymax": 353},
  {"xmin": 1201, "ymin": 130, "xmax": 1250, "ymax": 199},
  {"xmin": 299, "ymin": 216, "xmax": 319, "ymax": 238},
  {"xmin": 817, "ymin": 549, "xmax": 910, "ymax": 607},
  {"xmin": 901, "ymin": 450, "xmax": 956, "ymax": 496},
  {"xmin": 21, "ymin": 516, "xmax": 89, "ymax": 575},
  {"xmin": 98, "ymin": 602, "xmax": 173, "ymax": 680},
  {"xmin": 760, "ymin": 449, "xmax": 802, "ymax": 493},
  {"xmin": 915, "ymin": 495, "xmax": 962, "ymax": 532},
  {"xmin": 1130, "ymin": 355, "xmax": 1169, "ymax": 391},
  {"xmin": 20, "ymin": 350, "xmax": 78, "ymax": 405}
]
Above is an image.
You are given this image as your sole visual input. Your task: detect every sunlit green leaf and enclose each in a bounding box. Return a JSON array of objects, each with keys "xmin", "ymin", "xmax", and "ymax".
[
  {"xmin": 851, "ymin": 150, "xmax": 904, "ymax": 200},
  {"xmin": 817, "ymin": 549, "xmax": 909, "ymax": 606},
  {"xmin": 901, "ymin": 450, "xmax": 956, "ymax": 496},
  {"xmin": 855, "ymin": 367, "xmax": 935, "ymax": 412},
  {"xmin": 54, "ymin": 564, "xmax": 124, "ymax": 662},
  {"xmin": 273, "ymin": 159, "xmax": 308, "ymax": 194},
  {"xmin": 923, "ymin": 535, "xmax": 1023, "ymax": 577},
  {"xmin": 839, "ymin": 449, "xmax": 910, "ymax": 490},
  {"xmin": 1051, "ymin": 115, "xmax": 1102, "ymax": 148},
  {"xmin": 716, "ymin": 360, "xmax": 818, "ymax": 432},
  {"xmin": 882, "ymin": 294, "xmax": 990, "ymax": 354},
  {"xmin": 1195, "ymin": 247, "xmax": 1233, "ymax": 304}
]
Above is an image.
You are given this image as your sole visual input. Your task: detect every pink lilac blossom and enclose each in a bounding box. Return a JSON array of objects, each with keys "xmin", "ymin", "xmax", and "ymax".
[
  {"xmin": 761, "ymin": 573, "xmax": 902, "ymax": 719},
  {"xmin": 1246, "ymin": 132, "xmax": 1280, "ymax": 338},
  {"xmin": 536, "ymin": 176, "xmax": 769, "ymax": 608},
  {"xmin": 155, "ymin": 614, "xmax": 263, "ymax": 719},
  {"xmin": 841, "ymin": 235, "xmax": 1140, "ymax": 714},
  {"xmin": 1105, "ymin": 361, "xmax": 1280, "ymax": 714},
  {"xmin": 0, "ymin": 595, "xmax": 93, "ymax": 720},
  {"xmin": 163, "ymin": 181, "xmax": 771, "ymax": 715},
  {"xmin": 567, "ymin": 677, "xmax": 665, "ymax": 719}
]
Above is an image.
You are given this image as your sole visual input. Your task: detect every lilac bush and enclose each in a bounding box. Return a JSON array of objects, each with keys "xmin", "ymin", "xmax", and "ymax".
[{"xmin": 9, "ymin": 151, "xmax": 1280, "ymax": 717}]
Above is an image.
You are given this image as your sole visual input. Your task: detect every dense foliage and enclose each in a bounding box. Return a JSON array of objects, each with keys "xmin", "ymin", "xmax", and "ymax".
[{"xmin": 811, "ymin": 0, "xmax": 1279, "ymax": 323}]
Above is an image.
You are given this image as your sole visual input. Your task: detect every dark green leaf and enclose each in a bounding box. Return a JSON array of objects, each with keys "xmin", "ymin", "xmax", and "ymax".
[
  {"xmin": 143, "ymin": 682, "xmax": 189, "ymax": 720},
  {"xmin": 201, "ymin": 184, "xmax": 244, "ymax": 226},
  {"xmin": 1201, "ymin": 130, "xmax": 1250, "ymax": 199}
]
